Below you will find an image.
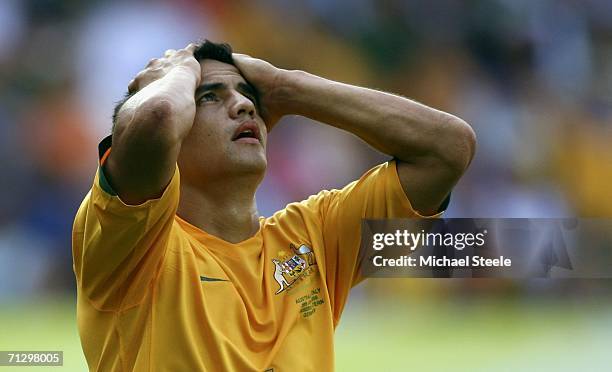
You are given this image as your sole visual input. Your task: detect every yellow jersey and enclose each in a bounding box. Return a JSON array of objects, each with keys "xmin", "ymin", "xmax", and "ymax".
[{"xmin": 72, "ymin": 139, "xmax": 444, "ymax": 371}]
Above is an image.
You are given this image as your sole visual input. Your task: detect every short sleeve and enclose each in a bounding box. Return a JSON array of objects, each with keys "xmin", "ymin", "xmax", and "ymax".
[
  {"xmin": 301, "ymin": 160, "xmax": 447, "ymax": 325},
  {"xmin": 72, "ymin": 163, "xmax": 180, "ymax": 311}
]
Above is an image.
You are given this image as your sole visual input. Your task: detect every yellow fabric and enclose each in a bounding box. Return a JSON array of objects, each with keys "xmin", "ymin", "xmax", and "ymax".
[{"xmin": 72, "ymin": 161, "xmax": 442, "ymax": 371}]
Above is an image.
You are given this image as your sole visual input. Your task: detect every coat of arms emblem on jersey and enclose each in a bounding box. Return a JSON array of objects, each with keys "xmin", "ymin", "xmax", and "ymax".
[{"xmin": 272, "ymin": 244, "xmax": 317, "ymax": 294}]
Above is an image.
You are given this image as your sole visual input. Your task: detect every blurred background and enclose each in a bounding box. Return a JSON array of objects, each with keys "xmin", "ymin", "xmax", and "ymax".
[{"xmin": 0, "ymin": 0, "xmax": 611, "ymax": 370}]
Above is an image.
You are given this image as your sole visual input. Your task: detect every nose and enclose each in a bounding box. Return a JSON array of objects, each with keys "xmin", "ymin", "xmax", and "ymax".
[{"xmin": 229, "ymin": 91, "xmax": 255, "ymax": 119}]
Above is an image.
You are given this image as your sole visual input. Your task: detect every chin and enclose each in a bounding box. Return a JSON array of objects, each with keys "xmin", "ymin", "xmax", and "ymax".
[{"xmin": 232, "ymin": 153, "xmax": 267, "ymax": 175}]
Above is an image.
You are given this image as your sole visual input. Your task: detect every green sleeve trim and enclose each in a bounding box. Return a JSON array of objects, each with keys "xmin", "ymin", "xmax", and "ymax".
[{"xmin": 98, "ymin": 165, "xmax": 117, "ymax": 196}]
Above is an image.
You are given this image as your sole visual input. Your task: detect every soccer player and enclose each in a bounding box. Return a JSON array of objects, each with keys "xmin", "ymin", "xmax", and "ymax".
[{"xmin": 72, "ymin": 40, "xmax": 475, "ymax": 371}]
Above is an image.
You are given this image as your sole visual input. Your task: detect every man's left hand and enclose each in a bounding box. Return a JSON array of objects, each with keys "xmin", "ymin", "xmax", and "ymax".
[{"xmin": 232, "ymin": 53, "xmax": 290, "ymax": 130}]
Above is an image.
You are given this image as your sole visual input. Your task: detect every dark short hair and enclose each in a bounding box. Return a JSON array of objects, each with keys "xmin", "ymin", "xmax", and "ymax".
[
  {"xmin": 112, "ymin": 40, "xmax": 235, "ymax": 131},
  {"xmin": 194, "ymin": 40, "xmax": 233, "ymax": 65}
]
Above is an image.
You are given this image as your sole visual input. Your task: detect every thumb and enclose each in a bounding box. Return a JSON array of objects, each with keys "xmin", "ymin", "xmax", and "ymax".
[{"xmin": 232, "ymin": 53, "xmax": 252, "ymax": 67}]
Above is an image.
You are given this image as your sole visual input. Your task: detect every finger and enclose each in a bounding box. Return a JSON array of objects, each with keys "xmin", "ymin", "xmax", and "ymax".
[
  {"xmin": 232, "ymin": 53, "xmax": 251, "ymax": 62},
  {"xmin": 231, "ymin": 53, "xmax": 250, "ymax": 67},
  {"xmin": 128, "ymin": 79, "xmax": 138, "ymax": 94},
  {"xmin": 164, "ymin": 49, "xmax": 176, "ymax": 57},
  {"xmin": 146, "ymin": 58, "xmax": 158, "ymax": 68},
  {"xmin": 185, "ymin": 43, "xmax": 198, "ymax": 53}
]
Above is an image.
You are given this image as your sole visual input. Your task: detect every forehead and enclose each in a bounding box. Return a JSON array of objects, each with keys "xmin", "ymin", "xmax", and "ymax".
[{"xmin": 200, "ymin": 59, "xmax": 245, "ymax": 84}]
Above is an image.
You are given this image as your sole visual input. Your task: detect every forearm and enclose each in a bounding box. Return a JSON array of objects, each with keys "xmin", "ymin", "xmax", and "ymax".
[
  {"xmin": 280, "ymin": 70, "xmax": 475, "ymax": 170},
  {"xmin": 117, "ymin": 66, "xmax": 198, "ymax": 144},
  {"xmin": 109, "ymin": 61, "xmax": 199, "ymax": 205},
  {"xmin": 233, "ymin": 54, "xmax": 474, "ymax": 214}
]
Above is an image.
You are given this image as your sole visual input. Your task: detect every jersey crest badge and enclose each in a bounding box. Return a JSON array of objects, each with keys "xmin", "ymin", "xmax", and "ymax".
[{"xmin": 272, "ymin": 244, "xmax": 317, "ymax": 294}]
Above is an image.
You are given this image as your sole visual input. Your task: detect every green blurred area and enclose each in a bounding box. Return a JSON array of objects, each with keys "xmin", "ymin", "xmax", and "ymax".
[
  {"xmin": 1, "ymin": 287, "xmax": 610, "ymax": 371},
  {"xmin": 337, "ymin": 286, "xmax": 612, "ymax": 372},
  {"xmin": 0, "ymin": 297, "xmax": 85, "ymax": 371}
]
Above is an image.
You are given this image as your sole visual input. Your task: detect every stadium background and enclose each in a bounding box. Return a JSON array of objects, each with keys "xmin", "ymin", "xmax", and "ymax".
[{"xmin": 1, "ymin": 0, "xmax": 611, "ymax": 370}]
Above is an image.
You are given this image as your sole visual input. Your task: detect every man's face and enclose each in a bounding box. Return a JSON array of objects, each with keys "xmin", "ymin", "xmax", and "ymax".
[{"xmin": 178, "ymin": 59, "xmax": 267, "ymax": 186}]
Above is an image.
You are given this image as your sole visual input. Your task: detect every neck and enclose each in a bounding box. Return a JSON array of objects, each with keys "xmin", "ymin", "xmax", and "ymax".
[{"xmin": 177, "ymin": 175, "xmax": 261, "ymax": 244}]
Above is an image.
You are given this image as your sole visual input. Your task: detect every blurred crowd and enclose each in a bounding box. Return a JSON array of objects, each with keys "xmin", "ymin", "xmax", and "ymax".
[{"xmin": 0, "ymin": 0, "xmax": 611, "ymax": 299}]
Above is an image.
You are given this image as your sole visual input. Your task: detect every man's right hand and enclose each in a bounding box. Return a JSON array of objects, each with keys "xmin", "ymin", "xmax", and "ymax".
[
  {"xmin": 127, "ymin": 43, "xmax": 201, "ymax": 95},
  {"xmin": 106, "ymin": 43, "xmax": 201, "ymax": 205}
]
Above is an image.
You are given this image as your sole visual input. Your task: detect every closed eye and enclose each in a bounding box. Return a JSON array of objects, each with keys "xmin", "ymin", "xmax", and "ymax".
[{"xmin": 237, "ymin": 82, "xmax": 260, "ymax": 110}]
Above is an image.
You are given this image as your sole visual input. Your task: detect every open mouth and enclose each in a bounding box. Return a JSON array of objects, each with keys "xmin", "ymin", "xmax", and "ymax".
[{"xmin": 232, "ymin": 121, "xmax": 261, "ymax": 143}]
